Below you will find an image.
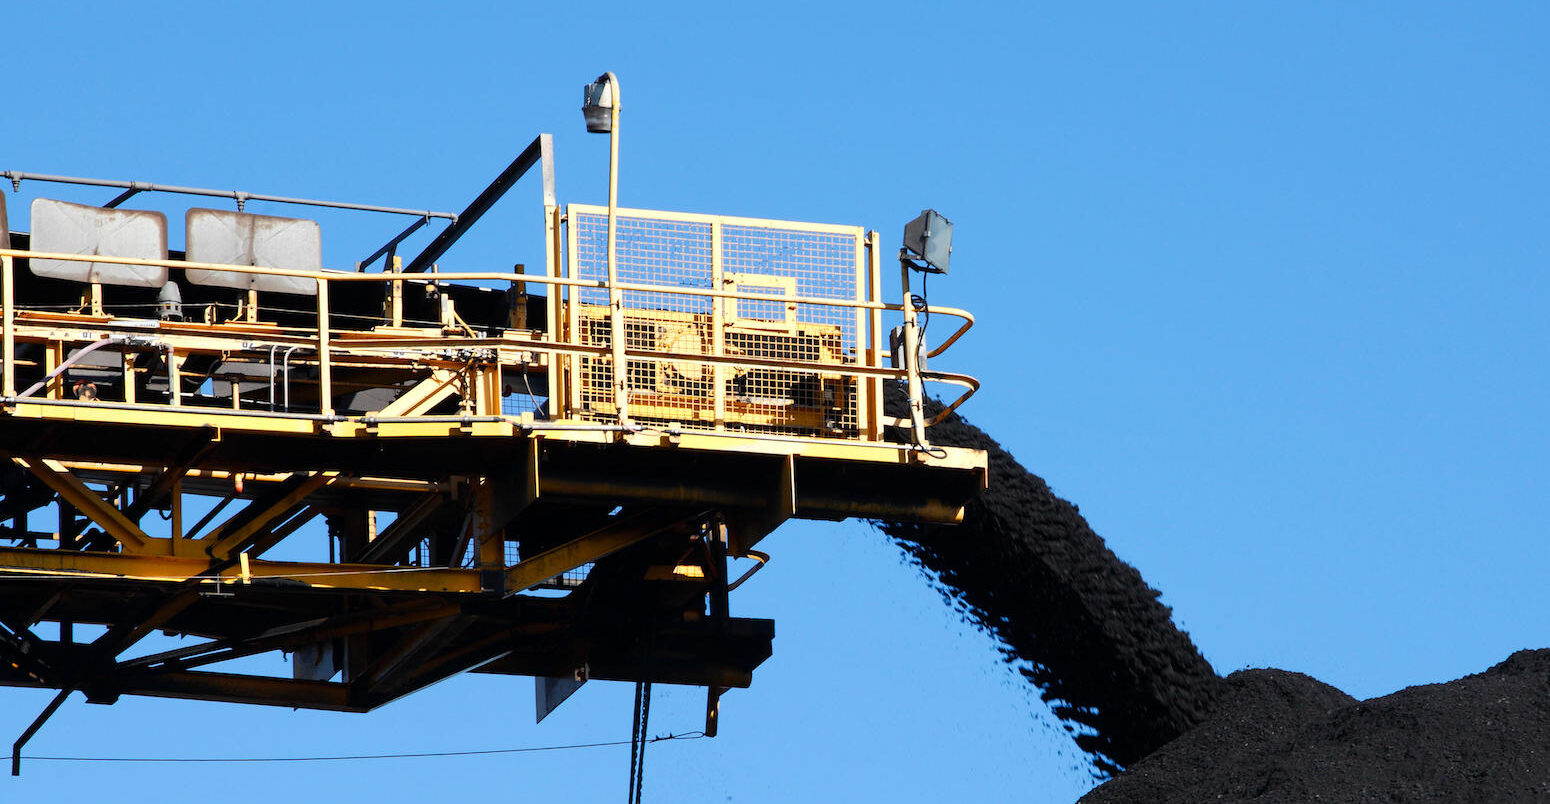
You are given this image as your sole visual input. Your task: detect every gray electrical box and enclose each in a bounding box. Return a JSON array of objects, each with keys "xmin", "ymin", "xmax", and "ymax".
[{"xmin": 902, "ymin": 208, "xmax": 952, "ymax": 274}]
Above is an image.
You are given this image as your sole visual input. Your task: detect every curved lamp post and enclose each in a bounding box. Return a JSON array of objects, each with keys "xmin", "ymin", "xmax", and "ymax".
[{"xmin": 582, "ymin": 72, "xmax": 629, "ymax": 424}]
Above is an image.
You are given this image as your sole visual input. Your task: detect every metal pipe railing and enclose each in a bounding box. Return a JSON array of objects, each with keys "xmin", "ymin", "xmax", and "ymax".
[
  {"xmin": 0, "ymin": 248, "xmax": 978, "ymax": 439},
  {"xmin": 1, "ymin": 171, "xmax": 455, "ymax": 220},
  {"xmin": 0, "ymin": 249, "xmax": 975, "ymax": 339}
]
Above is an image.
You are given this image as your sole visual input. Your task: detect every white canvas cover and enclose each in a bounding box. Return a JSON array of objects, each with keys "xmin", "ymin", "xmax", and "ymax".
[
  {"xmin": 184, "ymin": 208, "xmax": 322, "ymax": 295},
  {"xmin": 29, "ymin": 198, "xmax": 169, "ymax": 287}
]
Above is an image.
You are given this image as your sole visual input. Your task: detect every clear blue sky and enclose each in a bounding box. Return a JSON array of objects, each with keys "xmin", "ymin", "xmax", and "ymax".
[{"xmin": 4, "ymin": 2, "xmax": 1547, "ymax": 801}]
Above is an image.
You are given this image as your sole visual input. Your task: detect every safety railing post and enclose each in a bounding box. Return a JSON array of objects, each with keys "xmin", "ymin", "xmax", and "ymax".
[
  {"xmin": 565, "ymin": 214, "xmax": 582, "ymax": 419},
  {"xmin": 2, "ymin": 255, "xmax": 13, "ymax": 398},
  {"xmin": 166, "ymin": 346, "xmax": 181, "ymax": 407},
  {"xmin": 0, "ymin": 244, "xmax": 974, "ymax": 441},
  {"xmin": 853, "ymin": 233, "xmax": 870, "ymax": 439},
  {"xmin": 866, "ymin": 232, "xmax": 884, "ymax": 442},
  {"xmin": 899, "ymin": 260, "xmax": 928, "ymax": 448},
  {"xmin": 389, "ymin": 256, "xmax": 404, "ymax": 327},
  {"xmin": 317, "ymin": 277, "xmax": 333, "ymax": 416},
  {"xmin": 710, "ymin": 221, "xmax": 726, "ymax": 430},
  {"xmin": 544, "ymin": 204, "xmax": 563, "ymax": 421}
]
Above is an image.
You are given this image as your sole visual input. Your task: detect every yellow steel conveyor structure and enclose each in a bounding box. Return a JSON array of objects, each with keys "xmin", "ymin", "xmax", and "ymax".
[{"xmin": 0, "ymin": 131, "xmax": 984, "ymax": 770}]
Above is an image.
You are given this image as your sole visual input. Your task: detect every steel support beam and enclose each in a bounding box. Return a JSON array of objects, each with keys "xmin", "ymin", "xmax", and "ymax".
[
  {"xmin": 357, "ymin": 494, "xmax": 445, "ymax": 563},
  {"xmin": 357, "ymin": 614, "xmax": 471, "ymax": 698},
  {"xmin": 110, "ymin": 670, "xmax": 363, "ymax": 711},
  {"xmin": 201, "ymin": 472, "xmax": 337, "ymax": 561},
  {"xmin": 9, "ymin": 457, "xmax": 150, "ymax": 551},
  {"xmin": 361, "ymin": 627, "xmax": 525, "ymax": 709},
  {"xmin": 373, "ymin": 368, "xmax": 462, "ymax": 417},
  {"xmin": 95, "ymin": 589, "xmax": 200, "ymax": 660},
  {"xmin": 0, "ymin": 546, "xmax": 485, "ymax": 593},
  {"xmin": 504, "ymin": 508, "xmax": 696, "ymax": 594},
  {"xmin": 119, "ymin": 600, "xmax": 463, "ymax": 673},
  {"xmin": 404, "ymin": 135, "xmax": 552, "ymax": 273},
  {"xmin": 123, "ymin": 428, "xmax": 218, "ymax": 521}
]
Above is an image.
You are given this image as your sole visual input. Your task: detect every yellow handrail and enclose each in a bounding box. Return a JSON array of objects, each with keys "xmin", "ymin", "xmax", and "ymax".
[{"xmin": 0, "ymin": 247, "xmax": 978, "ymax": 437}]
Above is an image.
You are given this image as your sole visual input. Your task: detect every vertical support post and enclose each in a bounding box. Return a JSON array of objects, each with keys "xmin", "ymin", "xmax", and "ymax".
[
  {"xmin": 899, "ymin": 261, "xmax": 928, "ymax": 448},
  {"xmin": 170, "ymin": 479, "xmax": 184, "ymax": 547},
  {"xmin": 605, "ymin": 85, "xmax": 629, "ymax": 426},
  {"xmin": 545, "ymin": 205, "xmax": 563, "ymax": 421},
  {"xmin": 42, "ymin": 343, "xmax": 56, "ymax": 398},
  {"xmin": 565, "ymin": 207, "xmax": 582, "ymax": 418},
  {"xmin": 705, "ymin": 685, "xmax": 721, "ymax": 738},
  {"xmin": 540, "ymin": 135, "xmax": 561, "ymax": 422},
  {"xmin": 706, "ymin": 514, "xmax": 730, "ymax": 746},
  {"xmin": 121, "ymin": 350, "xmax": 136, "ymax": 405},
  {"xmin": 87, "ymin": 283, "xmax": 104, "ymax": 317},
  {"xmin": 2, "ymin": 255, "xmax": 14, "ymax": 398},
  {"xmin": 58, "ymin": 499, "xmax": 77, "ymax": 546},
  {"xmin": 852, "ymin": 231, "xmax": 868, "ymax": 439},
  {"xmin": 479, "ymin": 363, "xmax": 502, "ymax": 416},
  {"xmin": 474, "ymin": 479, "xmax": 506, "ymax": 595},
  {"xmin": 708, "ymin": 519, "xmax": 729, "ymax": 631},
  {"xmin": 510, "ymin": 264, "xmax": 529, "ymax": 329},
  {"xmin": 866, "ymin": 232, "xmax": 884, "ymax": 442},
  {"xmin": 710, "ymin": 221, "xmax": 726, "ymax": 430},
  {"xmin": 44, "ymin": 342, "xmax": 64, "ymax": 400},
  {"xmin": 389, "ymin": 256, "xmax": 404, "ymax": 327},
  {"xmin": 316, "ymin": 278, "xmax": 333, "ymax": 416},
  {"xmin": 166, "ymin": 347, "xmax": 181, "ymax": 407},
  {"xmin": 245, "ymin": 289, "xmax": 259, "ymax": 323}
]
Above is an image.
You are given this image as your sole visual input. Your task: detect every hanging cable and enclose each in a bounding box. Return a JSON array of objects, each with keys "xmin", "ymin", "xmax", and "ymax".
[
  {"xmin": 519, "ymin": 366, "xmax": 543, "ymax": 416},
  {"xmin": 912, "ymin": 269, "xmax": 931, "ymax": 347},
  {"xmin": 627, "ymin": 622, "xmax": 657, "ymax": 804},
  {"xmin": 627, "ymin": 680, "xmax": 644, "ymax": 801},
  {"xmin": 627, "ymin": 678, "xmax": 653, "ymax": 803},
  {"xmin": 906, "ymin": 268, "xmax": 949, "ymax": 458},
  {"xmin": 23, "ymin": 732, "xmax": 706, "ymax": 764}
]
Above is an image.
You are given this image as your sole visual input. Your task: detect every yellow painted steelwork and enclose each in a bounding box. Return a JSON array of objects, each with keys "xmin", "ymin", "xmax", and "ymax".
[{"xmin": 0, "ymin": 166, "xmax": 985, "ymax": 758}]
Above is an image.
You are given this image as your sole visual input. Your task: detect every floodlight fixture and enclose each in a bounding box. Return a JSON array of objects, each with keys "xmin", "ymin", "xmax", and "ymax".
[
  {"xmin": 901, "ymin": 208, "xmax": 953, "ymax": 274},
  {"xmin": 582, "ymin": 71, "xmax": 629, "ymax": 424},
  {"xmin": 582, "ymin": 75, "xmax": 616, "ymax": 134}
]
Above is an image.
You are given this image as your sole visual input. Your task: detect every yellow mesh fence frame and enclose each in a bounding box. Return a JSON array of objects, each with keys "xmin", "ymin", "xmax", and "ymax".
[{"xmin": 566, "ymin": 205, "xmax": 868, "ymax": 438}]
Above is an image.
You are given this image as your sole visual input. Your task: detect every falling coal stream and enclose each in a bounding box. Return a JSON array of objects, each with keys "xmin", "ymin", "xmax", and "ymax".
[
  {"xmin": 877, "ymin": 388, "xmax": 1550, "ymax": 798},
  {"xmin": 875, "ymin": 387, "xmax": 1221, "ymax": 774}
]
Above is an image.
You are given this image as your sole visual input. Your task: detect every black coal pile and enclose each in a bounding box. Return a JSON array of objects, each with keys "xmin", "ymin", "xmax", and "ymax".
[
  {"xmin": 876, "ymin": 388, "xmax": 1221, "ymax": 774},
  {"xmin": 1083, "ymin": 649, "xmax": 1550, "ymax": 802}
]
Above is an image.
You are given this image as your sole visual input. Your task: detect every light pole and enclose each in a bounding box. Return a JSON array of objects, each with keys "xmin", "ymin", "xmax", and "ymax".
[
  {"xmin": 898, "ymin": 209, "xmax": 954, "ymax": 449},
  {"xmin": 582, "ymin": 72, "xmax": 629, "ymax": 425}
]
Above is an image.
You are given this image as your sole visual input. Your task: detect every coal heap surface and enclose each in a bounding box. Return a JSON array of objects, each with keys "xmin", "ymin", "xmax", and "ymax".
[
  {"xmin": 1083, "ymin": 649, "xmax": 1550, "ymax": 802},
  {"xmin": 876, "ymin": 388, "xmax": 1221, "ymax": 773}
]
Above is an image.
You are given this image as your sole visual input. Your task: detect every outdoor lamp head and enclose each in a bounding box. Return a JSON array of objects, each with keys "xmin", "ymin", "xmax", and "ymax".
[
  {"xmin": 902, "ymin": 209, "xmax": 953, "ymax": 274},
  {"xmin": 582, "ymin": 76, "xmax": 615, "ymax": 134}
]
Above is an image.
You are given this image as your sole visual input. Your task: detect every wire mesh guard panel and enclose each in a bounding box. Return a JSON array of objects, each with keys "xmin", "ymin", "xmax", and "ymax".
[
  {"xmin": 570, "ymin": 210, "xmax": 863, "ymax": 437},
  {"xmin": 505, "ymin": 542, "xmax": 591, "ymax": 590},
  {"xmin": 500, "ymin": 365, "xmax": 548, "ymax": 418}
]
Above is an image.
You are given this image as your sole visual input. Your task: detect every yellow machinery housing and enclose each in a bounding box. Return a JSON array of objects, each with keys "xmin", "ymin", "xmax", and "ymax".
[{"xmin": 0, "ymin": 135, "xmax": 984, "ymax": 768}]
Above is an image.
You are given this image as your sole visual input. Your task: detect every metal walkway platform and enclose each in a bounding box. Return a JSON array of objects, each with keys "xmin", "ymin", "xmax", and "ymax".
[{"xmin": 0, "ymin": 135, "xmax": 985, "ymax": 767}]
